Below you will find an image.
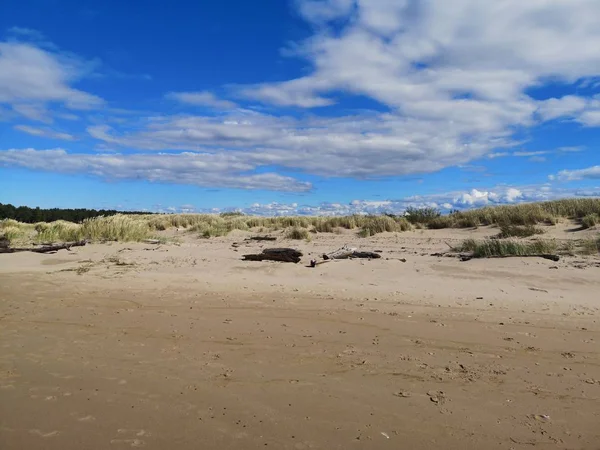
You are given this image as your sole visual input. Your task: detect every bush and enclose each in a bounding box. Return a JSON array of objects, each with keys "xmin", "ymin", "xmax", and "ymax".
[
  {"xmin": 404, "ymin": 207, "xmax": 441, "ymax": 225},
  {"xmin": 286, "ymin": 227, "xmax": 310, "ymax": 240},
  {"xmin": 581, "ymin": 214, "xmax": 598, "ymax": 229},
  {"xmin": 428, "ymin": 216, "xmax": 456, "ymax": 229},
  {"xmin": 580, "ymin": 236, "xmax": 600, "ymax": 255},
  {"xmin": 357, "ymin": 216, "xmax": 411, "ymax": 237},
  {"xmin": 496, "ymin": 224, "xmax": 545, "ymax": 239}
]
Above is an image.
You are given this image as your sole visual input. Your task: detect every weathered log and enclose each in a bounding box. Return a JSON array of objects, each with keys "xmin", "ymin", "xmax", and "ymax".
[
  {"xmin": 0, "ymin": 240, "xmax": 88, "ymax": 254},
  {"xmin": 322, "ymin": 245, "xmax": 381, "ymax": 260},
  {"xmin": 352, "ymin": 251, "xmax": 382, "ymax": 259},
  {"xmin": 243, "ymin": 248, "xmax": 303, "ymax": 263},
  {"xmin": 323, "ymin": 245, "xmax": 356, "ymax": 260},
  {"xmin": 245, "ymin": 236, "xmax": 277, "ymax": 242}
]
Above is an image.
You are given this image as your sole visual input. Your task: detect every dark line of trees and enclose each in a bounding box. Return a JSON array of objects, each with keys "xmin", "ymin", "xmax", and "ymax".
[{"xmin": 0, "ymin": 203, "xmax": 150, "ymax": 223}]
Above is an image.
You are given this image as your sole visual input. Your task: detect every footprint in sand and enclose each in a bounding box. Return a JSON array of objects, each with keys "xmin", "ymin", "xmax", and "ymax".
[
  {"xmin": 111, "ymin": 429, "xmax": 150, "ymax": 447},
  {"xmin": 71, "ymin": 413, "xmax": 96, "ymax": 422},
  {"xmin": 29, "ymin": 429, "xmax": 60, "ymax": 438}
]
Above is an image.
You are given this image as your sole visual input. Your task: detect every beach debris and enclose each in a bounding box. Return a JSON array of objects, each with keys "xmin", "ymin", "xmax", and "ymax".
[
  {"xmin": 393, "ymin": 391, "xmax": 412, "ymax": 398},
  {"xmin": 380, "ymin": 432, "xmax": 390, "ymax": 439},
  {"xmin": 245, "ymin": 236, "xmax": 277, "ymax": 242},
  {"xmin": 0, "ymin": 240, "xmax": 88, "ymax": 254},
  {"xmin": 323, "ymin": 245, "xmax": 382, "ymax": 261},
  {"xmin": 142, "ymin": 239, "xmax": 161, "ymax": 244},
  {"xmin": 529, "ymin": 414, "xmax": 551, "ymax": 423},
  {"xmin": 529, "ymin": 287, "xmax": 549, "ymax": 293},
  {"xmin": 427, "ymin": 390, "xmax": 446, "ymax": 405},
  {"xmin": 242, "ymin": 248, "xmax": 303, "ymax": 263}
]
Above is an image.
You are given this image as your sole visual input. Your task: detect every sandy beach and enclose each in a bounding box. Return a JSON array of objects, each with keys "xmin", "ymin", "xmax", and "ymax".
[{"xmin": 1, "ymin": 226, "xmax": 599, "ymax": 449}]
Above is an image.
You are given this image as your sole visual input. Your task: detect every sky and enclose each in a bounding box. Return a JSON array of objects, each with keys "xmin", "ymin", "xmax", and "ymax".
[{"xmin": 1, "ymin": 0, "xmax": 600, "ymax": 216}]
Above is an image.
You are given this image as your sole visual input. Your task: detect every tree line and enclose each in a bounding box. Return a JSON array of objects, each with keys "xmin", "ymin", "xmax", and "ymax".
[{"xmin": 0, "ymin": 203, "xmax": 150, "ymax": 223}]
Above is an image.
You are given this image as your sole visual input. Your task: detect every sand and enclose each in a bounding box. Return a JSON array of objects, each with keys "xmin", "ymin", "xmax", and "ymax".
[{"xmin": 1, "ymin": 225, "xmax": 599, "ymax": 449}]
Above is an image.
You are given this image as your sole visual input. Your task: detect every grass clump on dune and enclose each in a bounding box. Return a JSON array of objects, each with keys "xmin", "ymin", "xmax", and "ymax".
[
  {"xmin": 35, "ymin": 220, "xmax": 83, "ymax": 243},
  {"xmin": 357, "ymin": 215, "xmax": 411, "ymax": 237},
  {"xmin": 80, "ymin": 215, "xmax": 152, "ymax": 242},
  {"xmin": 496, "ymin": 224, "xmax": 545, "ymax": 239},
  {"xmin": 285, "ymin": 227, "xmax": 311, "ymax": 240},
  {"xmin": 581, "ymin": 214, "xmax": 599, "ymax": 229},
  {"xmin": 403, "ymin": 207, "xmax": 441, "ymax": 225},
  {"xmin": 0, "ymin": 219, "xmax": 34, "ymax": 245},
  {"xmin": 456, "ymin": 238, "xmax": 557, "ymax": 258}
]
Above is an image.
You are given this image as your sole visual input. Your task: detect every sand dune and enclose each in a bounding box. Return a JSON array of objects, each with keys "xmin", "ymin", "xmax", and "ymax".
[{"xmin": 1, "ymin": 226, "xmax": 599, "ymax": 449}]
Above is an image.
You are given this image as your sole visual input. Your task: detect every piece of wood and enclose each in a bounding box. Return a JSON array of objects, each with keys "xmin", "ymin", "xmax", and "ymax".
[
  {"xmin": 323, "ymin": 245, "xmax": 356, "ymax": 260},
  {"xmin": 243, "ymin": 248, "xmax": 303, "ymax": 263},
  {"xmin": 0, "ymin": 240, "xmax": 88, "ymax": 254},
  {"xmin": 352, "ymin": 251, "xmax": 382, "ymax": 259},
  {"xmin": 245, "ymin": 236, "xmax": 277, "ymax": 241},
  {"xmin": 322, "ymin": 245, "xmax": 381, "ymax": 260}
]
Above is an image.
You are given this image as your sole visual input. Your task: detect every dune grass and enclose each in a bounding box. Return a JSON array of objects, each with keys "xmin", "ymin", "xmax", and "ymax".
[
  {"xmin": 456, "ymin": 238, "xmax": 558, "ymax": 258},
  {"xmin": 581, "ymin": 213, "xmax": 599, "ymax": 229},
  {"xmin": 496, "ymin": 224, "xmax": 545, "ymax": 239},
  {"xmin": 2, "ymin": 199, "xmax": 599, "ymax": 245},
  {"xmin": 285, "ymin": 227, "xmax": 311, "ymax": 240}
]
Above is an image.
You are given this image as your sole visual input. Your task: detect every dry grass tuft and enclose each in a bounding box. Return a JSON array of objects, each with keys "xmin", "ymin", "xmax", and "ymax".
[
  {"xmin": 496, "ymin": 224, "xmax": 545, "ymax": 239},
  {"xmin": 581, "ymin": 214, "xmax": 599, "ymax": 229},
  {"xmin": 456, "ymin": 239, "xmax": 557, "ymax": 258},
  {"xmin": 285, "ymin": 227, "xmax": 311, "ymax": 240}
]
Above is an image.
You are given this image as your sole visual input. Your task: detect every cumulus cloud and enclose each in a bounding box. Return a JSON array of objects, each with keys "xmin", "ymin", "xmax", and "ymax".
[
  {"xmin": 14, "ymin": 125, "xmax": 76, "ymax": 141},
  {"xmin": 166, "ymin": 91, "xmax": 237, "ymax": 109},
  {"xmin": 555, "ymin": 166, "xmax": 600, "ymax": 181},
  {"xmin": 205, "ymin": 185, "xmax": 598, "ymax": 216},
  {"xmin": 238, "ymin": 0, "xmax": 600, "ymax": 169},
  {"xmin": 0, "ymin": 148, "xmax": 312, "ymax": 192}
]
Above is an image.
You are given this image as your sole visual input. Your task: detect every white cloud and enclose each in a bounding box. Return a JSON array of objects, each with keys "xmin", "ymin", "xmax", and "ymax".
[
  {"xmin": 235, "ymin": 0, "xmax": 600, "ymax": 175},
  {"xmin": 166, "ymin": 91, "xmax": 237, "ymax": 109},
  {"xmin": 555, "ymin": 166, "xmax": 600, "ymax": 181},
  {"xmin": 0, "ymin": 40, "xmax": 104, "ymax": 119},
  {"xmin": 11, "ymin": 103, "xmax": 51, "ymax": 122},
  {"xmin": 206, "ymin": 184, "xmax": 598, "ymax": 216},
  {"xmin": 512, "ymin": 151, "xmax": 548, "ymax": 157},
  {"xmin": 86, "ymin": 110, "xmax": 506, "ymax": 178},
  {"xmin": 0, "ymin": 148, "xmax": 312, "ymax": 192},
  {"xmin": 14, "ymin": 125, "xmax": 76, "ymax": 141},
  {"xmin": 537, "ymin": 96, "xmax": 588, "ymax": 121}
]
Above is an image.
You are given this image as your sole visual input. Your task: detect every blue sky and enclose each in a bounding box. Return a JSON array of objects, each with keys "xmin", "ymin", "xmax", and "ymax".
[{"xmin": 1, "ymin": 0, "xmax": 599, "ymax": 215}]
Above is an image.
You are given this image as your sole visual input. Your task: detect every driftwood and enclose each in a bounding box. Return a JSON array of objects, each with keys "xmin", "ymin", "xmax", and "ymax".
[
  {"xmin": 323, "ymin": 245, "xmax": 356, "ymax": 260},
  {"xmin": 352, "ymin": 251, "xmax": 382, "ymax": 259},
  {"xmin": 0, "ymin": 240, "xmax": 88, "ymax": 254},
  {"xmin": 243, "ymin": 248, "xmax": 303, "ymax": 263},
  {"xmin": 460, "ymin": 253, "xmax": 560, "ymax": 262},
  {"xmin": 322, "ymin": 245, "xmax": 382, "ymax": 260},
  {"xmin": 245, "ymin": 236, "xmax": 277, "ymax": 242}
]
